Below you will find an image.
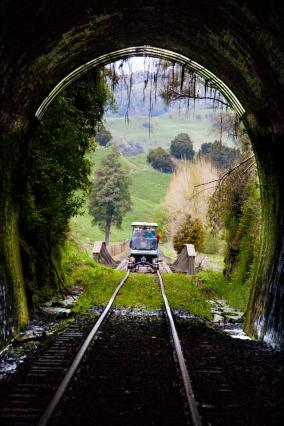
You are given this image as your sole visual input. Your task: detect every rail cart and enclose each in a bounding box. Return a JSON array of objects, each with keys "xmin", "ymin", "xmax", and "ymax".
[{"xmin": 128, "ymin": 222, "xmax": 161, "ymax": 272}]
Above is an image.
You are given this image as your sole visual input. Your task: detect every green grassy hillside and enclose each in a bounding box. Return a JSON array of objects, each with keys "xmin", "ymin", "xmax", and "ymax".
[
  {"xmin": 105, "ymin": 109, "xmax": 233, "ymax": 152},
  {"xmin": 70, "ymin": 147, "xmax": 170, "ymax": 249}
]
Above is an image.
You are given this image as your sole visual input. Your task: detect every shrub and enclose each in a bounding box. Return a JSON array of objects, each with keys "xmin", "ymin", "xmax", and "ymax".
[
  {"xmin": 173, "ymin": 214, "xmax": 204, "ymax": 253},
  {"xmin": 208, "ymin": 149, "xmax": 260, "ymax": 284},
  {"xmin": 147, "ymin": 147, "xmax": 174, "ymax": 173}
]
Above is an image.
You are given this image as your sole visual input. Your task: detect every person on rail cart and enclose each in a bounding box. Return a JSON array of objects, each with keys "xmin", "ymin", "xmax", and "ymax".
[{"xmin": 128, "ymin": 222, "xmax": 161, "ymax": 271}]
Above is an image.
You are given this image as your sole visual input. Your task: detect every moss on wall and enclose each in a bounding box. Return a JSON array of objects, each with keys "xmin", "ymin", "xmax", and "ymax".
[
  {"xmin": 0, "ymin": 131, "xmax": 28, "ymax": 345},
  {"xmin": 243, "ymin": 114, "xmax": 284, "ymax": 348},
  {"xmin": 4, "ymin": 207, "xmax": 29, "ymax": 327}
]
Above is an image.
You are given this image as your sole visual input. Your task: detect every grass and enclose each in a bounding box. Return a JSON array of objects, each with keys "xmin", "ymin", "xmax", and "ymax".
[
  {"xmin": 162, "ymin": 273, "xmax": 211, "ymax": 318},
  {"xmin": 197, "ymin": 253, "xmax": 225, "ymax": 272},
  {"xmin": 116, "ymin": 274, "xmax": 163, "ymax": 311},
  {"xmin": 63, "ymin": 240, "xmax": 250, "ymax": 317},
  {"xmin": 159, "ymin": 243, "xmax": 176, "ymax": 261},
  {"xmin": 105, "ymin": 109, "xmax": 234, "ymax": 152},
  {"xmin": 196, "ymin": 270, "xmax": 251, "ymax": 311},
  {"xmin": 63, "ymin": 240, "xmax": 126, "ymax": 309},
  {"xmin": 63, "ymin": 240, "xmax": 211, "ymax": 318}
]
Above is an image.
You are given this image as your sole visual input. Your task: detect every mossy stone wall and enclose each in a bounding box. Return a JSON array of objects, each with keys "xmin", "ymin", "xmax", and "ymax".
[
  {"xmin": 244, "ymin": 114, "xmax": 284, "ymax": 349},
  {"xmin": 0, "ymin": 133, "xmax": 28, "ymax": 347}
]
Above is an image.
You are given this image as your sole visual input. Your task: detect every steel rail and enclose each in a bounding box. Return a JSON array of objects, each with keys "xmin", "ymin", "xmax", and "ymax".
[
  {"xmin": 37, "ymin": 270, "xmax": 130, "ymax": 426},
  {"xmin": 157, "ymin": 271, "xmax": 202, "ymax": 426}
]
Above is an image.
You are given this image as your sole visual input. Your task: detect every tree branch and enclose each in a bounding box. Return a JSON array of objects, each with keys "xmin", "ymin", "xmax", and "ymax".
[
  {"xmin": 188, "ymin": 185, "xmax": 219, "ymax": 201},
  {"xmin": 162, "ymin": 88, "xmax": 230, "ymax": 107},
  {"xmin": 194, "ymin": 155, "xmax": 255, "ymax": 188}
]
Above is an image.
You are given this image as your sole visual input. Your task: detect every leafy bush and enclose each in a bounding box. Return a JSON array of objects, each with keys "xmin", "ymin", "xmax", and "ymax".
[
  {"xmin": 147, "ymin": 147, "xmax": 174, "ymax": 173},
  {"xmin": 170, "ymin": 133, "xmax": 195, "ymax": 160},
  {"xmin": 173, "ymin": 214, "xmax": 204, "ymax": 253}
]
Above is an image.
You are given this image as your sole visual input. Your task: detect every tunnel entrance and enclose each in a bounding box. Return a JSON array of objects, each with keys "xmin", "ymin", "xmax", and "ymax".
[{"xmin": 0, "ymin": 1, "xmax": 284, "ymax": 349}]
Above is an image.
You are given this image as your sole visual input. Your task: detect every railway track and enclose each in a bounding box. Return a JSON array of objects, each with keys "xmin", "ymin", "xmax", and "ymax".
[
  {"xmin": 0, "ymin": 269, "xmax": 201, "ymax": 426},
  {"xmin": 157, "ymin": 271, "xmax": 201, "ymax": 426}
]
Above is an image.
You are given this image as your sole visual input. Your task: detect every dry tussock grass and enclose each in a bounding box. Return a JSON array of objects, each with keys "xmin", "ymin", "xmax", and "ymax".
[{"xmin": 165, "ymin": 159, "xmax": 219, "ymax": 238}]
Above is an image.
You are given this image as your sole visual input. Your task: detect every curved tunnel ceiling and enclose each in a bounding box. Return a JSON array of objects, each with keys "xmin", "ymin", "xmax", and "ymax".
[{"xmin": 35, "ymin": 46, "xmax": 245, "ymax": 121}]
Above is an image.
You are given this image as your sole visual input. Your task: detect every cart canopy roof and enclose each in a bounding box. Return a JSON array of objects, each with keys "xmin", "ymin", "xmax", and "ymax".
[{"xmin": 131, "ymin": 222, "xmax": 158, "ymax": 228}]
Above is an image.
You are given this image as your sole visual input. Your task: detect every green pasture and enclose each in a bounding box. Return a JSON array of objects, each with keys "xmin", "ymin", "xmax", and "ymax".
[{"xmin": 105, "ymin": 109, "xmax": 233, "ymax": 152}]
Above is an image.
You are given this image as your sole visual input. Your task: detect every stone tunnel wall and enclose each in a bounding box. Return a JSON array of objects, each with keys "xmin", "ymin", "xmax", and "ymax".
[
  {"xmin": 0, "ymin": 205, "xmax": 29, "ymax": 349},
  {"xmin": 0, "ymin": 279, "xmax": 15, "ymax": 348},
  {"xmin": 0, "ymin": 0, "xmax": 284, "ymax": 348}
]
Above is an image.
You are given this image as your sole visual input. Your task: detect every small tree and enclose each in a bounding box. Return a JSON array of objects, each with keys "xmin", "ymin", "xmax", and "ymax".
[
  {"xmin": 170, "ymin": 133, "xmax": 195, "ymax": 160},
  {"xmin": 173, "ymin": 214, "xmax": 204, "ymax": 254},
  {"xmin": 89, "ymin": 146, "xmax": 131, "ymax": 245},
  {"xmin": 147, "ymin": 147, "xmax": 174, "ymax": 173}
]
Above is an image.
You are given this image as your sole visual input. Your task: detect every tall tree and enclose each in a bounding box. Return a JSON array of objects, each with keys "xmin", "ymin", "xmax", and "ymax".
[{"xmin": 89, "ymin": 147, "xmax": 131, "ymax": 245}]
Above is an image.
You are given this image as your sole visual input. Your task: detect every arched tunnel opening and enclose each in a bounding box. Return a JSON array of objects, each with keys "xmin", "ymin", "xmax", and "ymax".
[{"xmin": 0, "ymin": 1, "xmax": 283, "ymax": 354}]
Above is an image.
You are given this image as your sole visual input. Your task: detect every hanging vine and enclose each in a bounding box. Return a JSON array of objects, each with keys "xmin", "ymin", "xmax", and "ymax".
[{"xmin": 104, "ymin": 56, "xmax": 240, "ymax": 139}]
